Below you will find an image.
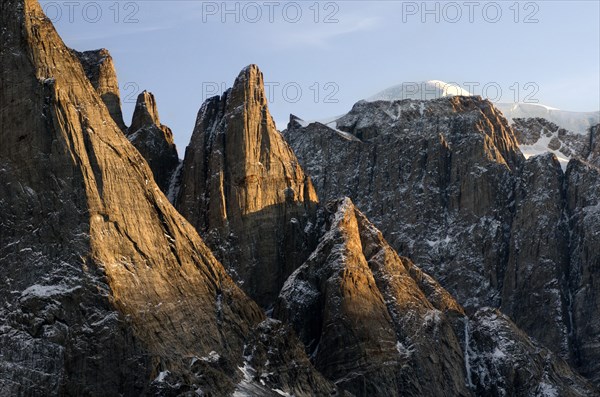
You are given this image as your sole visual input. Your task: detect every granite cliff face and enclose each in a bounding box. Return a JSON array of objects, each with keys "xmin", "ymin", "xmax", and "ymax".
[
  {"xmin": 127, "ymin": 91, "xmax": 180, "ymax": 194},
  {"xmin": 0, "ymin": 1, "xmax": 334, "ymax": 395},
  {"xmin": 286, "ymin": 97, "xmax": 523, "ymax": 310},
  {"xmin": 73, "ymin": 48, "xmax": 127, "ymax": 131},
  {"xmin": 2, "ymin": 1, "xmax": 600, "ymax": 395},
  {"xmin": 275, "ymin": 198, "xmax": 469, "ymax": 397},
  {"xmin": 501, "ymin": 153, "xmax": 571, "ymax": 360},
  {"xmin": 284, "ymin": 98, "xmax": 600, "ymax": 387},
  {"xmin": 175, "ymin": 65, "xmax": 318, "ymax": 307},
  {"xmin": 274, "ymin": 199, "xmax": 595, "ymax": 397},
  {"xmin": 565, "ymin": 160, "xmax": 600, "ymax": 385}
]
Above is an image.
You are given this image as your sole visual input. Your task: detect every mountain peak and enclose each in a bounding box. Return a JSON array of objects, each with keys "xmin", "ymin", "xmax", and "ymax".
[
  {"xmin": 175, "ymin": 65, "xmax": 318, "ymax": 307},
  {"xmin": 368, "ymin": 80, "xmax": 472, "ymax": 102},
  {"xmin": 130, "ymin": 90, "xmax": 162, "ymax": 131},
  {"xmin": 73, "ymin": 47, "xmax": 127, "ymax": 131},
  {"xmin": 126, "ymin": 90, "xmax": 179, "ymax": 193}
]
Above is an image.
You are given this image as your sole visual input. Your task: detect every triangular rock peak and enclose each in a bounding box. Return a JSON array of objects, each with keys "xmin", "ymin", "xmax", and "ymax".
[
  {"xmin": 275, "ymin": 198, "xmax": 597, "ymax": 397},
  {"xmin": 127, "ymin": 90, "xmax": 180, "ymax": 194},
  {"xmin": 276, "ymin": 197, "xmax": 469, "ymax": 396},
  {"xmin": 175, "ymin": 64, "xmax": 318, "ymax": 307},
  {"xmin": 130, "ymin": 90, "xmax": 163, "ymax": 131}
]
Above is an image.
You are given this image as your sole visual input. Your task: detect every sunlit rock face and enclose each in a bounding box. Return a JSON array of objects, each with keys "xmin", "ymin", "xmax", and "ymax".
[
  {"xmin": 2, "ymin": 0, "xmax": 600, "ymax": 395},
  {"xmin": 275, "ymin": 198, "xmax": 469, "ymax": 397},
  {"xmin": 73, "ymin": 48, "xmax": 127, "ymax": 132},
  {"xmin": 0, "ymin": 2, "xmax": 333, "ymax": 395},
  {"xmin": 175, "ymin": 65, "xmax": 318, "ymax": 308},
  {"xmin": 127, "ymin": 90, "xmax": 180, "ymax": 194},
  {"xmin": 274, "ymin": 198, "xmax": 597, "ymax": 397}
]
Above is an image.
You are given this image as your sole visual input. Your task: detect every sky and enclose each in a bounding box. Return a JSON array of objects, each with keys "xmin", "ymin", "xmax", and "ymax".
[{"xmin": 41, "ymin": 0, "xmax": 600, "ymax": 152}]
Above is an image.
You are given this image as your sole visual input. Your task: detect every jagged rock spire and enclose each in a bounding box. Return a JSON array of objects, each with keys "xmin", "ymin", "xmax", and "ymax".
[
  {"xmin": 130, "ymin": 90, "xmax": 162, "ymax": 132},
  {"xmin": 175, "ymin": 64, "xmax": 318, "ymax": 307},
  {"xmin": 0, "ymin": 2, "xmax": 333, "ymax": 395},
  {"xmin": 73, "ymin": 48, "xmax": 127, "ymax": 131},
  {"xmin": 127, "ymin": 91, "xmax": 180, "ymax": 193},
  {"xmin": 275, "ymin": 197, "xmax": 469, "ymax": 396}
]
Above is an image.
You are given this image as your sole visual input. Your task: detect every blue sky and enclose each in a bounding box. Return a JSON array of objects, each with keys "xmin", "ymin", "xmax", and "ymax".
[{"xmin": 42, "ymin": 1, "xmax": 600, "ymax": 151}]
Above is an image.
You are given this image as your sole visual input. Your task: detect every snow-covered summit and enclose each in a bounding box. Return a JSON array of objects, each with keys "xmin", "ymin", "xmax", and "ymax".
[
  {"xmin": 367, "ymin": 80, "xmax": 472, "ymax": 102},
  {"xmin": 494, "ymin": 102, "xmax": 599, "ymax": 136},
  {"xmin": 363, "ymin": 81, "xmax": 600, "ymax": 168},
  {"xmin": 367, "ymin": 80, "xmax": 599, "ymax": 135}
]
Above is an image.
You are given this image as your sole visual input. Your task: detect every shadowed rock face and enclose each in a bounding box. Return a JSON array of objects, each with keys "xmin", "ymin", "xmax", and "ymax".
[
  {"xmin": 274, "ymin": 198, "xmax": 597, "ymax": 397},
  {"xmin": 466, "ymin": 308, "xmax": 595, "ymax": 397},
  {"xmin": 0, "ymin": 1, "xmax": 335, "ymax": 395},
  {"xmin": 283, "ymin": 98, "xmax": 600, "ymax": 387},
  {"xmin": 565, "ymin": 160, "xmax": 600, "ymax": 385},
  {"xmin": 285, "ymin": 97, "xmax": 523, "ymax": 310},
  {"xmin": 127, "ymin": 91, "xmax": 180, "ymax": 194},
  {"xmin": 501, "ymin": 153, "xmax": 571, "ymax": 360},
  {"xmin": 73, "ymin": 48, "xmax": 127, "ymax": 131},
  {"xmin": 175, "ymin": 65, "xmax": 318, "ymax": 308},
  {"xmin": 587, "ymin": 123, "xmax": 600, "ymax": 167},
  {"xmin": 275, "ymin": 198, "xmax": 469, "ymax": 397}
]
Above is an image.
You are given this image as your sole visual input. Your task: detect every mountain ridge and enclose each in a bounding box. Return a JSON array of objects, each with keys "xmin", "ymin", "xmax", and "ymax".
[{"xmin": 1, "ymin": 1, "xmax": 600, "ymax": 395}]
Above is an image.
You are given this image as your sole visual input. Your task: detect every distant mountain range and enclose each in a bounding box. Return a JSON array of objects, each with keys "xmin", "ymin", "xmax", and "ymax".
[{"xmin": 365, "ymin": 80, "xmax": 600, "ymax": 168}]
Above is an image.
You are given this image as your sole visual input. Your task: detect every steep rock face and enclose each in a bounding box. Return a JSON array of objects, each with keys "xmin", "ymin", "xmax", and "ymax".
[
  {"xmin": 586, "ymin": 123, "xmax": 600, "ymax": 167},
  {"xmin": 274, "ymin": 198, "xmax": 597, "ymax": 396},
  {"xmin": 285, "ymin": 98, "xmax": 600, "ymax": 387},
  {"xmin": 275, "ymin": 198, "xmax": 469, "ymax": 397},
  {"xmin": 501, "ymin": 153, "xmax": 571, "ymax": 360},
  {"xmin": 127, "ymin": 91, "xmax": 180, "ymax": 193},
  {"xmin": 0, "ymin": 2, "xmax": 334, "ymax": 395},
  {"xmin": 467, "ymin": 308, "xmax": 595, "ymax": 397},
  {"xmin": 175, "ymin": 65, "xmax": 318, "ymax": 307},
  {"xmin": 285, "ymin": 97, "xmax": 523, "ymax": 309},
  {"xmin": 73, "ymin": 48, "xmax": 127, "ymax": 131},
  {"xmin": 565, "ymin": 160, "xmax": 600, "ymax": 385}
]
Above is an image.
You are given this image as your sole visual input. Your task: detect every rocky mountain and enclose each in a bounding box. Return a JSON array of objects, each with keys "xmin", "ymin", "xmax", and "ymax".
[
  {"xmin": 285, "ymin": 96, "xmax": 523, "ymax": 309},
  {"xmin": 513, "ymin": 117, "xmax": 600, "ymax": 168},
  {"xmin": 367, "ymin": 81, "xmax": 600, "ymax": 167},
  {"xmin": 174, "ymin": 65, "xmax": 318, "ymax": 308},
  {"xmin": 495, "ymin": 102, "xmax": 600, "ymax": 137},
  {"xmin": 274, "ymin": 198, "xmax": 469, "ymax": 396},
  {"xmin": 127, "ymin": 91, "xmax": 180, "ymax": 194},
  {"xmin": 73, "ymin": 48, "xmax": 127, "ymax": 132},
  {"xmin": 0, "ymin": 1, "xmax": 335, "ymax": 395},
  {"xmin": 2, "ymin": 1, "xmax": 600, "ymax": 396},
  {"xmin": 274, "ymin": 198, "xmax": 595, "ymax": 397},
  {"xmin": 284, "ymin": 96, "xmax": 600, "ymax": 388}
]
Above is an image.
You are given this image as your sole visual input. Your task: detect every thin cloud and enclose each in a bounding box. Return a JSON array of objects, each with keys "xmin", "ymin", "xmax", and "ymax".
[
  {"xmin": 281, "ymin": 17, "xmax": 381, "ymax": 48},
  {"xmin": 65, "ymin": 25, "xmax": 170, "ymax": 44}
]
